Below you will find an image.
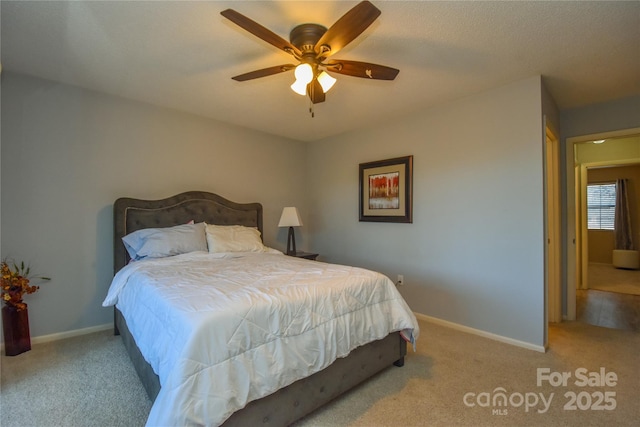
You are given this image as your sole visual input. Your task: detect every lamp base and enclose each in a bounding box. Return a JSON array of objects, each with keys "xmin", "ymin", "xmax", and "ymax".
[{"xmin": 286, "ymin": 226, "xmax": 297, "ymax": 255}]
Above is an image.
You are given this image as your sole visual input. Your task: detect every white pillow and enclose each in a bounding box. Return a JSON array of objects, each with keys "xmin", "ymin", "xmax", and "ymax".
[
  {"xmin": 205, "ymin": 224, "xmax": 265, "ymax": 253},
  {"xmin": 123, "ymin": 222, "xmax": 207, "ymax": 260}
]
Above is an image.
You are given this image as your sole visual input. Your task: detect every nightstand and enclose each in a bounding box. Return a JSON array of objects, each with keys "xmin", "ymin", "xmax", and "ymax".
[{"xmin": 289, "ymin": 251, "xmax": 319, "ymax": 260}]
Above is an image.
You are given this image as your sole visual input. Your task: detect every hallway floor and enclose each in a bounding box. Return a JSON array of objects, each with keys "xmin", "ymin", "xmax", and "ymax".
[{"xmin": 576, "ymin": 288, "xmax": 640, "ymax": 332}]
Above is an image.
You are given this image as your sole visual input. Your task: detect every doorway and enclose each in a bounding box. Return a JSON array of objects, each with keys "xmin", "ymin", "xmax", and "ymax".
[{"xmin": 565, "ymin": 128, "xmax": 640, "ymax": 323}]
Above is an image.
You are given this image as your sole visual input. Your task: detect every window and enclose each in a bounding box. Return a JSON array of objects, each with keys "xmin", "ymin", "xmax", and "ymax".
[{"xmin": 587, "ymin": 183, "xmax": 616, "ymax": 230}]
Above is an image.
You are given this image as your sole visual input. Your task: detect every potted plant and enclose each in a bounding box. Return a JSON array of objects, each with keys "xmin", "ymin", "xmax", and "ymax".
[{"xmin": 1, "ymin": 259, "xmax": 50, "ymax": 356}]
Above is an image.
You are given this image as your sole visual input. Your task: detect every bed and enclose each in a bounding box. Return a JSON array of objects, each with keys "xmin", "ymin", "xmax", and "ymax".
[{"xmin": 104, "ymin": 191, "xmax": 419, "ymax": 426}]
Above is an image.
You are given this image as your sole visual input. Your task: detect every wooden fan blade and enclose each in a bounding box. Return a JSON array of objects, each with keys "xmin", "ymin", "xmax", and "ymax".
[
  {"xmin": 232, "ymin": 64, "xmax": 295, "ymax": 81},
  {"xmin": 307, "ymin": 79, "xmax": 326, "ymax": 104},
  {"xmin": 325, "ymin": 60, "xmax": 399, "ymax": 80},
  {"xmin": 314, "ymin": 1, "xmax": 381, "ymax": 58},
  {"xmin": 221, "ymin": 9, "xmax": 301, "ymax": 57}
]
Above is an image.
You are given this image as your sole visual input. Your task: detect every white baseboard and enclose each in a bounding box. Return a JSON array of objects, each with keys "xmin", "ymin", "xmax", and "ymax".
[
  {"xmin": 414, "ymin": 312, "xmax": 546, "ymax": 353},
  {"xmin": 32, "ymin": 323, "xmax": 113, "ymax": 345},
  {"xmin": 7, "ymin": 316, "xmax": 546, "ymax": 353},
  {"xmin": 2, "ymin": 323, "xmax": 113, "ymax": 351}
]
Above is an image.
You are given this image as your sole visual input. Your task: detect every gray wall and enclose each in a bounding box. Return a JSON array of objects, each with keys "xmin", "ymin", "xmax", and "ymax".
[
  {"xmin": 560, "ymin": 96, "xmax": 640, "ymax": 140},
  {"xmin": 1, "ymin": 72, "xmax": 309, "ymax": 337},
  {"xmin": 306, "ymin": 76, "xmax": 547, "ymax": 347}
]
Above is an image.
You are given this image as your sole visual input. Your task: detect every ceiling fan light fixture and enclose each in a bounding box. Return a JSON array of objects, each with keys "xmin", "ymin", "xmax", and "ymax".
[
  {"xmin": 290, "ymin": 79, "xmax": 309, "ymax": 96},
  {"xmin": 317, "ymin": 71, "xmax": 336, "ymax": 93},
  {"xmin": 294, "ymin": 63, "xmax": 314, "ymax": 85}
]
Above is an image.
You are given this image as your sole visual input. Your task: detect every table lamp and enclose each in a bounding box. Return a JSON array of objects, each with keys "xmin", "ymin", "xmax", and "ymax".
[{"xmin": 278, "ymin": 207, "xmax": 303, "ymax": 255}]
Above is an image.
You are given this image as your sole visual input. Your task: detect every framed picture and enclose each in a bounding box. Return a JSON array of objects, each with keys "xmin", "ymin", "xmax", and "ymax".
[{"xmin": 359, "ymin": 155, "xmax": 413, "ymax": 223}]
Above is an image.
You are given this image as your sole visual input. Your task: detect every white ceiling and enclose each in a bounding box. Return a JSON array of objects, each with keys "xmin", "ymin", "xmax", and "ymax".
[{"xmin": 2, "ymin": 1, "xmax": 639, "ymax": 142}]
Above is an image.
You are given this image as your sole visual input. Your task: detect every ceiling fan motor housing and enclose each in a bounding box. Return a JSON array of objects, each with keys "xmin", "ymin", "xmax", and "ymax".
[{"xmin": 290, "ymin": 24, "xmax": 328, "ymax": 55}]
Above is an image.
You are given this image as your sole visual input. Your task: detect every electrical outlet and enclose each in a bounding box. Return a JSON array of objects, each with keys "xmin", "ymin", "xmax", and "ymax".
[{"xmin": 397, "ymin": 275, "xmax": 404, "ymax": 286}]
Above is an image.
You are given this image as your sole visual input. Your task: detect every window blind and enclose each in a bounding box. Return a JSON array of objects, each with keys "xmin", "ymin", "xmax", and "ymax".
[{"xmin": 587, "ymin": 183, "xmax": 616, "ymax": 230}]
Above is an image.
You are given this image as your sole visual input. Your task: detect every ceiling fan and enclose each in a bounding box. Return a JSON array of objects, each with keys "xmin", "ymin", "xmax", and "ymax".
[{"xmin": 220, "ymin": 1, "xmax": 399, "ymax": 107}]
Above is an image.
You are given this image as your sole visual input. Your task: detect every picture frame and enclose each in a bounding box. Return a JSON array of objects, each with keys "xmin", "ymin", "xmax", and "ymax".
[{"xmin": 359, "ymin": 155, "xmax": 413, "ymax": 223}]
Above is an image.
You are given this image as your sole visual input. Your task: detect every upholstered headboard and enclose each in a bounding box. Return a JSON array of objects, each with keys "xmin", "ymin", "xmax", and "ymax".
[{"xmin": 113, "ymin": 191, "xmax": 263, "ymax": 274}]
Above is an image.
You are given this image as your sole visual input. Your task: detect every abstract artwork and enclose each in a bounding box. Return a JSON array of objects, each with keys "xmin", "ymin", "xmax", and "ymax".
[{"xmin": 359, "ymin": 156, "xmax": 413, "ymax": 223}]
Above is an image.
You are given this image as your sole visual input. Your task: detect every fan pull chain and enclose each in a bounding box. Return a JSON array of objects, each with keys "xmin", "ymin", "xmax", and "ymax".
[{"xmin": 309, "ymin": 98, "xmax": 314, "ymax": 118}]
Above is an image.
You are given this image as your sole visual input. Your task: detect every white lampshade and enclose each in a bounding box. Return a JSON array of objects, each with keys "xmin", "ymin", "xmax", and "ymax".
[
  {"xmin": 278, "ymin": 207, "xmax": 303, "ymax": 227},
  {"xmin": 291, "ymin": 63, "xmax": 315, "ymax": 96},
  {"xmin": 290, "ymin": 79, "xmax": 308, "ymax": 96},
  {"xmin": 294, "ymin": 63, "xmax": 313, "ymax": 84},
  {"xmin": 317, "ymin": 71, "xmax": 336, "ymax": 93}
]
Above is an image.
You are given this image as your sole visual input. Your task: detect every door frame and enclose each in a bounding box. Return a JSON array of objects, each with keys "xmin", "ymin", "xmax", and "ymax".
[
  {"xmin": 565, "ymin": 127, "xmax": 640, "ymax": 320},
  {"xmin": 545, "ymin": 127, "xmax": 562, "ymax": 323}
]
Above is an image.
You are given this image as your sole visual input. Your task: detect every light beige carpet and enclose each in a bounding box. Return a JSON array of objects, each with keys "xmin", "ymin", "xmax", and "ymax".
[
  {"xmin": 294, "ymin": 320, "xmax": 640, "ymax": 427},
  {"xmin": 588, "ymin": 263, "xmax": 640, "ymax": 295}
]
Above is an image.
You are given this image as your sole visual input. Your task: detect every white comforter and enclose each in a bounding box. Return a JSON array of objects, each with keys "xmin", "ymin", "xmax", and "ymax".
[{"xmin": 103, "ymin": 251, "xmax": 419, "ymax": 426}]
